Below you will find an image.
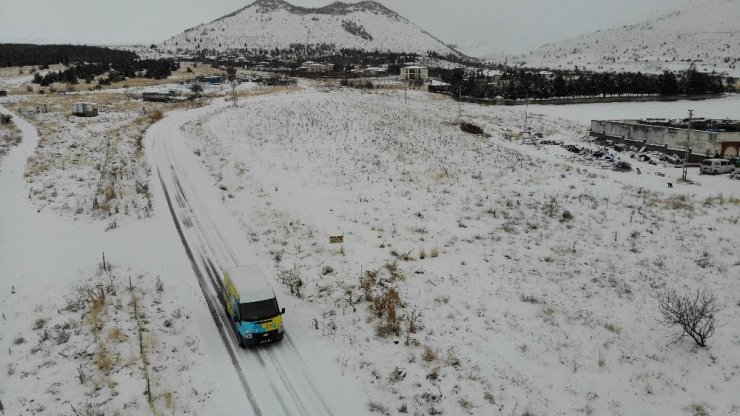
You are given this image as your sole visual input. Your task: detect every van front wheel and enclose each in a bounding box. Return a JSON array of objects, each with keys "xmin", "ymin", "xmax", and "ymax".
[{"xmin": 238, "ymin": 334, "xmax": 246, "ymax": 348}]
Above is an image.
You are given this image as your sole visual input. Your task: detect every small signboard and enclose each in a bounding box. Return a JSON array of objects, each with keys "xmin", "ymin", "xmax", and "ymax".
[{"xmin": 329, "ymin": 235, "xmax": 344, "ymax": 244}]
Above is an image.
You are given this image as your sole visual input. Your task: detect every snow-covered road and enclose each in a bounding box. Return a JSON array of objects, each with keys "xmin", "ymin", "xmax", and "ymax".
[{"xmin": 146, "ymin": 101, "xmax": 368, "ymax": 416}]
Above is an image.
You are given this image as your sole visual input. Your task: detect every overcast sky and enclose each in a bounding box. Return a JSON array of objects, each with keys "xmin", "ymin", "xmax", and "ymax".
[{"xmin": 0, "ymin": 0, "xmax": 689, "ymax": 54}]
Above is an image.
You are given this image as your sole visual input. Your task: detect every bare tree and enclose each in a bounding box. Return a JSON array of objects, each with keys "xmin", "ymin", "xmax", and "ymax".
[{"xmin": 657, "ymin": 287, "xmax": 721, "ymax": 347}]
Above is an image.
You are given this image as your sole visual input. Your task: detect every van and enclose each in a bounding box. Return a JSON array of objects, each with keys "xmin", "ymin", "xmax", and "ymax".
[
  {"xmin": 700, "ymin": 158, "xmax": 734, "ymax": 175},
  {"xmin": 222, "ymin": 265, "xmax": 285, "ymax": 346}
]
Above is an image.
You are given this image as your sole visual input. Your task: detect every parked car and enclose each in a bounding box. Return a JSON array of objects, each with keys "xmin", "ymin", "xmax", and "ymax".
[{"xmin": 700, "ymin": 158, "xmax": 734, "ymax": 175}]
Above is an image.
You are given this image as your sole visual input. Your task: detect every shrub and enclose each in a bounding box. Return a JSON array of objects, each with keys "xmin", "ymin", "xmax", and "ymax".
[
  {"xmin": 430, "ymin": 247, "xmax": 439, "ymax": 258},
  {"xmin": 148, "ymin": 110, "xmax": 163, "ymax": 123},
  {"xmin": 277, "ymin": 269, "xmax": 303, "ymax": 297},
  {"xmin": 657, "ymin": 287, "xmax": 721, "ymax": 347},
  {"xmin": 154, "ymin": 276, "xmax": 164, "ymax": 292},
  {"xmin": 33, "ymin": 318, "xmax": 47, "ymax": 330},
  {"xmin": 360, "ymin": 269, "xmax": 378, "ymax": 302},
  {"xmin": 368, "ymin": 401, "xmax": 388, "ymax": 414},
  {"xmin": 460, "ymin": 122, "xmax": 484, "ymax": 135},
  {"xmin": 372, "ymin": 288, "xmax": 402, "ymax": 337},
  {"xmin": 561, "ymin": 210, "xmax": 574, "ymax": 222},
  {"xmin": 391, "ymin": 250, "xmax": 414, "ymax": 261},
  {"xmin": 613, "ymin": 161, "xmax": 632, "ymax": 172}
]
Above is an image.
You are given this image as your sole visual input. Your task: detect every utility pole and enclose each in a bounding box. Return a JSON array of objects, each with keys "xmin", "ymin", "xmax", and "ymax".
[
  {"xmin": 524, "ymin": 93, "xmax": 529, "ymax": 133},
  {"xmin": 458, "ymin": 84, "xmax": 462, "ymax": 121},
  {"xmin": 682, "ymin": 109, "xmax": 693, "ymax": 182}
]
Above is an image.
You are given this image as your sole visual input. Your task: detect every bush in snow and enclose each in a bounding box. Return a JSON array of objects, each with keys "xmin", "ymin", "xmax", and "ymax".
[
  {"xmin": 657, "ymin": 287, "xmax": 721, "ymax": 348},
  {"xmin": 277, "ymin": 268, "xmax": 303, "ymax": 297}
]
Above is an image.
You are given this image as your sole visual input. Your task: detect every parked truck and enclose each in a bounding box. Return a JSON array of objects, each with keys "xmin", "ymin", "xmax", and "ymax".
[{"xmin": 222, "ymin": 265, "xmax": 285, "ymax": 346}]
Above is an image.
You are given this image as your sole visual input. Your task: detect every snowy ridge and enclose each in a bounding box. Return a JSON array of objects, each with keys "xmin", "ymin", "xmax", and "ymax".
[
  {"xmin": 160, "ymin": 0, "xmax": 460, "ymax": 56},
  {"xmin": 514, "ymin": 0, "xmax": 740, "ymax": 75}
]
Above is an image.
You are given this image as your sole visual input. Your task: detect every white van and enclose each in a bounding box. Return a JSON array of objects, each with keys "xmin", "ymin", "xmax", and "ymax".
[
  {"xmin": 700, "ymin": 158, "xmax": 734, "ymax": 175},
  {"xmin": 223, "ymin": 265, "xmax": 285, "ymax": 347}
]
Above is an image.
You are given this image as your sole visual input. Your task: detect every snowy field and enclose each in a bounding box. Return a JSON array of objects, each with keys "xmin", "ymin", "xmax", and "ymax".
[
  {"xmin": 1, "ymin": 81, "xmax": 739, "ymax": 416},
  {"xmin": 178, "ymin": 87, "xmax": 740, "ymax": 415}
]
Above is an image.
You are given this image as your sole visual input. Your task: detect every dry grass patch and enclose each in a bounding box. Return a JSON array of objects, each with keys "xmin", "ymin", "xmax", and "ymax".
[
  {"xmin": 604, "ymin": 322, "xmax": 621, "ymax": 334},
  {"xmin": 422, "ymin": 345, "xmax": 437, "ymax": 363},
  {"xmin": 96, "ymin": 345, "xmax": 115, "ymax": 375},
  {"xmin": 430, "ymin": 247, "xmax": 439, "ymax": 258},
  {"xmin": 33, "ymin": 318, "xmax": 47, "ymax": 330},
  {"xmin": 107, "ymin": 327, "xmax": 126, "ymax": 343},
  {"xmin": 235, "ymin": 85, "xmax": 301, "ymax": 99}
]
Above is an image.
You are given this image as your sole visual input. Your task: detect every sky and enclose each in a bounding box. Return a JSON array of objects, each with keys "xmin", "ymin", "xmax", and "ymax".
[{"xmin": 0, "ymin": 0, "xmax": 690, "ymax": 55}]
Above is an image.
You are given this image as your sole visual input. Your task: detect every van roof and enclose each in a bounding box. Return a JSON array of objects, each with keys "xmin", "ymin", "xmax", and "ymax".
[{"xmin": 224, "ymin": 265, "xmax": 276, "ymax": 303}]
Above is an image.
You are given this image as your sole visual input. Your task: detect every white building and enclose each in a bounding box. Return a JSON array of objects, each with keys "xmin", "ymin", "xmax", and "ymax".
[{"xmin": 400, "ymin": 66, "xmax": 429, "ymax": 81}]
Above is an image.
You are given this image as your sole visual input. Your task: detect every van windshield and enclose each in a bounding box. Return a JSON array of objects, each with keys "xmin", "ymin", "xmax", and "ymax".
[
  {"xmin": 239, "ymin": 298, "xmax": 279, "ymax": 322},
  {"xmin": 702, "ymin": 160, "xmax": 713, "ymax": 166}
]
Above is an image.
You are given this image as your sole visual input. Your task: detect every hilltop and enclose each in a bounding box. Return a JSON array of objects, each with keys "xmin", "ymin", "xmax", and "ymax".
[
  {"xmin": 160, "ymin": 0, "xmax": 461, "ymax": 57},
  {"xmin": 511, "ymin": 0, "xmax": 740, "ymax": 75}
]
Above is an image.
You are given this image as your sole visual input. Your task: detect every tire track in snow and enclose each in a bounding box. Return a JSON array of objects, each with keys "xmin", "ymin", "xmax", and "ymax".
[{"xmin": 157, "ymin": 170, "xmax": 264, "ymax": 416}]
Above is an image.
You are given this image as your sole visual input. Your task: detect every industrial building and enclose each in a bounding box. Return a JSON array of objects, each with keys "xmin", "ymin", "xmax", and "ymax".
[{"xmin": 590, "ymin": 118, "xmax": 740, "ymax": 161}]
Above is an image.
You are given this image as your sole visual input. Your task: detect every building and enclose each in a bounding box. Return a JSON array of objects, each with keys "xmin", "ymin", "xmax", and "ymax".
[
  {"xmin": 72, "ymin": 102, "xmax": 98, "ymax": 117},
  {"xmin": 304, "ymin": 62, "xmax": 334, "ymax": 73},
  {"xmin": 202, "ymin": 76, "xmax": 223, "ymax": 84},
  {"xmin": 538, "ymin": 70, "xmax": 556, "ymax": 81},
  {"xmin": 590, "ymin": 119, "xmax": 740, "ymax": 160},
  {"xmin": 400, "ymin": 66, "xmax": 429, "ymax": 81}
]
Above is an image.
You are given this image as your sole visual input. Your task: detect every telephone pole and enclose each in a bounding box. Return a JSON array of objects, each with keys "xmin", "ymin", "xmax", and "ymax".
[
  {"xmin": 682, "ymin": 109, "xmax": 693, "ymax": 182},
  {"xmin": 458, "ymin": 84, "xmax": 462, "ymax": 121}
]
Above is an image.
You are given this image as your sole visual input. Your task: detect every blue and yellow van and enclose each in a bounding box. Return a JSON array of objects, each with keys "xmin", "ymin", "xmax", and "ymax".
[{"xmin": 222, "ymin": 265, "xmax": 285, "ymax": 346}]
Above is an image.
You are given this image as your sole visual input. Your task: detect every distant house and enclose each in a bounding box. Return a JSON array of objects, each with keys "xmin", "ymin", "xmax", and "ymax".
[
  {"xmin": 428, "ymin": 79, "xmax": 450, "ymax": 93},
  {"xmin": 72, "ymin": 102, "xmax": 98, "ymax": 117},
  {"xmin": 400, "ymin": 66, "xmax": 428, "ymax": 81},
  {"xmin": 202, "ymin": 76, "xmax": 223, "ymax": 85},
  {"xmin": 538, "ymin": 70, "xmax": 556, "ymax": 81},
  {"xmin": 305, "ymin": 62, "xmax": 335, "ymax": 73},
  {"xmin": 366, "ymin": 67, "xmax": 387, "ymax": 76}
]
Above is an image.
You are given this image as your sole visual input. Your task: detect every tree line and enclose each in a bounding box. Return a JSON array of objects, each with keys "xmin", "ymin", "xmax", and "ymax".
[
  {"xmin": 0, "ymin": 44, "xmax": 178, "ymax": 86},
  {"xmin": 32, "ymin": 59, "xmax": 178, "ymax": 86},
  {"xmin": 0, "ymin": 44, "xmax": 138, "ymax": 68},
  {"xmin": 441, "ymin": 66, "xmax": 728, "ymax": 101}
]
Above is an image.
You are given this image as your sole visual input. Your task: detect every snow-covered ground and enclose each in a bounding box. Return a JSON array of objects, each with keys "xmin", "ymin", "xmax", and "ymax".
[
  {"xmin": 0, "ymin": 93, "xmax": 368, "ymax": 415},
  {"xmin": 2, "ymin": 78, "xmax": 739, "ymax": 416},
  {"xmin": 178, "ymin": 86, "xmax": 740, "ymax": 415}
]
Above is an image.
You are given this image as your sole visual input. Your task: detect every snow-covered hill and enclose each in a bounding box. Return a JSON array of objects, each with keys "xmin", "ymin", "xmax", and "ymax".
[
  {"xmin": 513, "ymin": 0, "xmax": 740, "ymax": 75},
  {"xmin": 160, "ymin": 0, "xmax": 460, "ymax": 57}
]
